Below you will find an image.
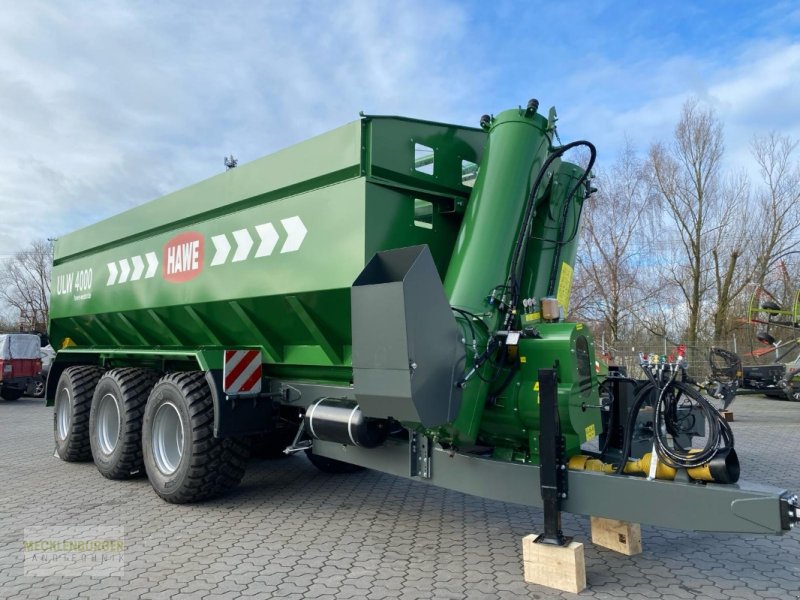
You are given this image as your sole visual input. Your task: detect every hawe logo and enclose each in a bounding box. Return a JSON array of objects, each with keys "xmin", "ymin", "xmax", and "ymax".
[{"xmin": 163, "ymin": 232, "xmax": 204, "ymax": 283}]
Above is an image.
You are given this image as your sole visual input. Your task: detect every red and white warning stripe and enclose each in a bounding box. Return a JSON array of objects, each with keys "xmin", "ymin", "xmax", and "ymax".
[{"xmin": 223, "ymin": 349, "xmax": 262, "ymax": 396}]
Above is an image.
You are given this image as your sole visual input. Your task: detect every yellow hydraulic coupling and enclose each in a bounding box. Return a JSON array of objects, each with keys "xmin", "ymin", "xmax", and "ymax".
[
  {"xmin": 622, "ymin": 453, "xmax": 677, "ymax": 480},
  {"xmin": 567, "ymin": 453, "xmax": 674, "ymax": 479},
  {"xmin": 568, "ymin": 448, "xmax": 740, "ymax": 484},
  {"xmin": 567, "ymin": 454, "xmax": 616, "ymax": 474}
]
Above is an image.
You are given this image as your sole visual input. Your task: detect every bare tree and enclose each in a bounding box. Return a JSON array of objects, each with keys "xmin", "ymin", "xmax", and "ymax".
[
  {"xmin": 749, "ymin": 131, "xmax": 800, "ymax": 300},
  {"xmin": 575, "ymin": 101, "xmax": 798, "ymax": 352},
  {"xmin": 648, "ymin": 98, "xmax": 725, "ymax": 343},
  {"xmin": 0, "ymin": 308, "xmax": 17, "ymax": 332},
  {"xmin": 709, "ymin": 172, "xmax": 752, "ymax": 338},
  {"xmin": 572, "ymin": 139, "xmax": 655, "ymax": 342},
  {"xmin": 0, "ymin": 239, "xmax": 53, "ymax": 331}
]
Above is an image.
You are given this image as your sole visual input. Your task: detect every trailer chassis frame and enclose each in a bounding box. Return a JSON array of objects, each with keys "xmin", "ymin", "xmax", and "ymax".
[{"xmin": 312, "ymin": 438, "xmax": 797, "ymax": 535}]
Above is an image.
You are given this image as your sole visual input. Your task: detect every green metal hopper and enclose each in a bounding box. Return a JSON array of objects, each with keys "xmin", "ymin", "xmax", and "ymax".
[{"xmin": 50, "ymin": 116, "xmax": 486, "ymax": 381}]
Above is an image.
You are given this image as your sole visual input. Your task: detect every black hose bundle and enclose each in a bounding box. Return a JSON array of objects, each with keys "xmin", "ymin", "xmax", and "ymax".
[
  {"xmin": 615, "ymin": 364, "xmax": 735, "ymax": 473},
  {"xmin": 653, "ymin": 379, "xmax": 734, "ymax": 468},
  {"xmin": 504, "ymin": 140, "xmax": 596, "ymax": 330}
]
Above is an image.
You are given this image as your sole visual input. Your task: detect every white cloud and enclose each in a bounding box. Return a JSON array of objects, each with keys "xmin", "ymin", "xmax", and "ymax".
[
  {"xmin": 708, "ymin": 41, "xmax": 800, "ymax": 169},
  {"xmin": 566, "ymin": 39, "xmax": 800, "ymax": 173},
  {"xmin": 0, "ymin": 1, "xmax": 798, "ymax": 269},
  {"xmin": 0, "ymin": 1, "xmax": 485, "ymax": 257}
]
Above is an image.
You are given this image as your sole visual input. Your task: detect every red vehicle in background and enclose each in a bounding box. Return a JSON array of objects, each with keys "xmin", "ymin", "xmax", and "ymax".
[{"xmin": 0, "ymin": 333, "xmax": 42, "ymax": 401}]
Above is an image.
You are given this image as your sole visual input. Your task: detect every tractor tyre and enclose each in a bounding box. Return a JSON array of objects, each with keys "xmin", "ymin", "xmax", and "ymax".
[
  {"xmin": 142, "ymin": 372, "xmax": 250, "ymax": 503},
  {"xmin": 54, "ymin": 366, "xmax": 105, "ymax": 462},
  {"xmin": 90, "ymin": 368, "xmax": 160, "ymax": 480}
]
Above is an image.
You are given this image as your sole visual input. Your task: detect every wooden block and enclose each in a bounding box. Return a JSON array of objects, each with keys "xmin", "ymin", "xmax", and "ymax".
[
  {"xmin": 590, "ymin": 516, "xmax": 642, "ymax": 556},
  {"xmin": 719, "ymin": 410, "xmax": 734, "ymax": 422},
  {"xmin": 521, "ymin": 533, "xmax": 586, "ymax": 593}
]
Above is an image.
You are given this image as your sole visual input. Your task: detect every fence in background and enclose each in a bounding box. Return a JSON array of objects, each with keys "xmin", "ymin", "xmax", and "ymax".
[{"xmin": 597, "ymin": 336, "xmax": 795, "ymax": 380}]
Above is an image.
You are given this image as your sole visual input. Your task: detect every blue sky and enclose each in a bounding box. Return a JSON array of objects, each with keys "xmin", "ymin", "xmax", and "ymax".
[{"xmin": 0, "ymin": 1, "xmax": 798, "ymax": 256}]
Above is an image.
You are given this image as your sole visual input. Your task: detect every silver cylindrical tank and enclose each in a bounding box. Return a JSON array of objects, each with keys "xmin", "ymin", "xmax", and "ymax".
[{"xmin": 305, "ymin": 398, "xmax": 388, "ymax": 448}]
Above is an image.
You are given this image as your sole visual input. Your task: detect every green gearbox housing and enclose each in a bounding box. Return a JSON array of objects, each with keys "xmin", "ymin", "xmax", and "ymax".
[{"xmin": 48, "ymin": 105, "xmax": 600, "ymax": 464}]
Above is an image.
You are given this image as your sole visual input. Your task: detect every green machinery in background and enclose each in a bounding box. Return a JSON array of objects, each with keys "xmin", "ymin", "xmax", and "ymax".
[{"xmin": 48, "ymin": 100, "xmax": 798, "ymax": 536}]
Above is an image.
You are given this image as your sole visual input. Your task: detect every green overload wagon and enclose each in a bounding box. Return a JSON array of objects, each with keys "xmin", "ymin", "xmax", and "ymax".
[{"xmin": 47, "ymin": 102, "xmax": 798, "ymax": 537}]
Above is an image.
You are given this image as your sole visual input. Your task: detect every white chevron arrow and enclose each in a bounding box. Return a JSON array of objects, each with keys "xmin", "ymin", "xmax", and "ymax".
[
  {"xmin": 106, "ymin": 262, "xmax": 118, "ymax": 286},
  {"xmin": 232, "ymin": 228, "xmax": 253, "ymax": 262},
  {"xmin": 118, "ymin": 258, "xmax": 131, "ymax": 284},
  {"xmin": 211, "ymin": 234, "xmax": 231, "ymax": 266},
  {"xmin": 145, "ymin": 252, "xmax": 158, "ymax": 278},
  {"xmin": 280, "ymin": 216, "xmax": 307, "ymax": 253},
  {"xmin": 130, "ymin": 255, "xmax": 145, "ymax": 281},
  {"xmin": 255, "ymin": 223, "xmax": 279, "ymax": 257}
]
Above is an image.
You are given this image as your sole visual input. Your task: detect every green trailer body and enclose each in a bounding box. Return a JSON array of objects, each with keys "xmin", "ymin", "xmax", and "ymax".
[
  {"xmin": 48, "ymin": 107, "xmax": 599, "ymax": 456},
  {"xmin": 47, "ymin": 103, "xmax": 798, "ymax": 537},
  {"xmin": 50, "ymin": 116, "xmax": 484, "ymax": 378}
]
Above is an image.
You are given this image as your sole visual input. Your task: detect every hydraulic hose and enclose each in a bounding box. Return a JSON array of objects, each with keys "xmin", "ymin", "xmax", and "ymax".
[
  {"xmin": 545, "ymin": 142, "xmax": 596, "ymax": 297},
  {"xmin": 615, "ymin": 367, "xmax": 735, "ymax": 473},
  {"xmin": 653, "ymin": 380, "xmax": 734, "ymax": 468},
  {"xmin": 504, "ymin": 140, "xmax": 596, "ymax": 329}
]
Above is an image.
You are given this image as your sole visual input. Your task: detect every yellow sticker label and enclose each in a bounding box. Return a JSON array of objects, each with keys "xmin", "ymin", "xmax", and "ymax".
[
  {"xmin": 524, "ymin": 312, "xmax": 541, "ymax": 322},
  {"xmin": 556, "ymin": 262, "xmax": 574, "ymax": 314},
  {"xmin": 533, "ymin": 381, "xmax": 539, "ymax": 391},
  {"xmin": 520, "ymin": 356, "xmax": 527, "ymax": 363},
  {"xmin": 585, "ymin": 424, "xmax": 596, "ymax": 441},
  {"xmin": 576, "ymin": 323, "xmax": 583, "ymax": 330}
]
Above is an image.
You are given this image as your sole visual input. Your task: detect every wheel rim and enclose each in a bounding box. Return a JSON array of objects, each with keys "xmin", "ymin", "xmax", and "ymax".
[
  {"xmin": 34, "ymin": 381, "xmax": 44, "ymax": 397},
  {"xmin": 152, "ymin": 402, "xmax": 184, "ymax": 475},
  {"xmin": 96, "ymin": 393, "xmax": 121, "ymax": 455},
  {"xmin": 56, "ymin": 388, "xmax": 72, "ymax": 440}
]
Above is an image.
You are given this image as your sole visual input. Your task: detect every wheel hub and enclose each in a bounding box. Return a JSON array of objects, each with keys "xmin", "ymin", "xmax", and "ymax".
[
  {"xmin": 56, "ymin": 389, "xmax": 71, "ymax": 440},
  {"xmin": 152, "ymin": 402, "xmax": 184, "ymax": 475},
  {"xmin": 96, "ymin": 393, "xmax": 121, "ymax": 455}
]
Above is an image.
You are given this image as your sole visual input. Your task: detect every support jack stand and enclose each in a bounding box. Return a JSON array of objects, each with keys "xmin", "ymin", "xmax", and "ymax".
[{"xmin": 522, "ymin": 368, "xmax": 587, "ymax": 593}]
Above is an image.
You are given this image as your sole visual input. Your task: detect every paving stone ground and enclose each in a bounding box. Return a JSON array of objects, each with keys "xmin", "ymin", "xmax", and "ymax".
[{"xmin": 1, "ymin": 395, "xmax": 798, "ymax": 599}]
